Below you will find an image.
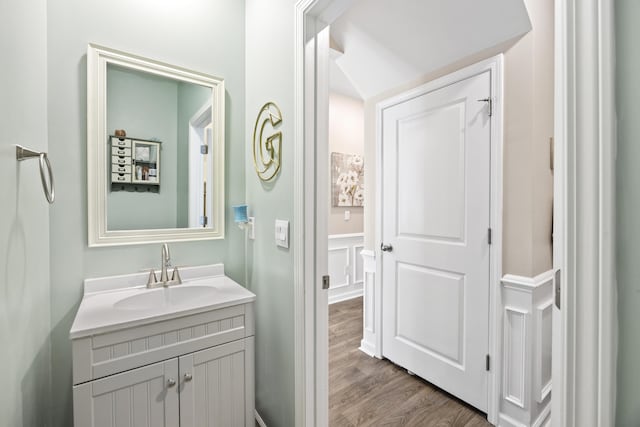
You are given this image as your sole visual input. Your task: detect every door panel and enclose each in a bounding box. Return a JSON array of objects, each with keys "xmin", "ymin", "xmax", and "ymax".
[
  {"xmin": 396, "ymin": 263, "xmax": 465, "ymax": 366},
  {"xmin": 73, "ymin": 358, "xmax": 179, "ymax": 427},
  {"xmin": 382, "ymin": 70, "xmax": 491, "ymax": 412},
  {"xmin": 397, "ymin": 101, "xmax": 466, "ymax": 241}
]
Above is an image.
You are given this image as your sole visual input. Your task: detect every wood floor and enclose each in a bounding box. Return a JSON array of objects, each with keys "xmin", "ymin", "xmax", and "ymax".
[{"xmin": 329, "ymin": 297, "xmax": 491, "ymax": 427}]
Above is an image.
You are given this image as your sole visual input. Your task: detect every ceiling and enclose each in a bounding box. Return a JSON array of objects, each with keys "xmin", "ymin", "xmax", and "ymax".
[{"xmin": 328, "ymin": 0, "xmax": 531, "ymax": 100}]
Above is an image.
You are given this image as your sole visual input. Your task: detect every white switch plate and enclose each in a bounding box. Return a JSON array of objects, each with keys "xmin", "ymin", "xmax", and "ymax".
[
  {"xmin": 248, "ymin": 217, "xmax": 255, "ymax": 240},
  {"xmin": 275, "ymin": 219, "xmax": 289, "ymax": 248},
  {"xmin": 344, "ymin": 210, "xmax": 351, "ymax": 221}
]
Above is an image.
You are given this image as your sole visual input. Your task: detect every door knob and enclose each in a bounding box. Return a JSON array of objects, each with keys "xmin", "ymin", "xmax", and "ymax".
[
  {"xmin": 184, "ymin": 373, "xmax": 193, "ymax": 382},
  {"xmin": 381, "ymin": 243, "xmax": 393, "ymax": 252},
  {"xmin": 167, "ymin": 378, "xmax": 176, "ymax": 388}
]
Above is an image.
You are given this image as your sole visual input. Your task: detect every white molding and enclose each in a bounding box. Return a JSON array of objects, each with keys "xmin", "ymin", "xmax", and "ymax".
[
  {"xmin": 328, "ymin": 246, "xmax": 350, "ymax": 288},
  {"xmin": 86, "ymin": 44, "xmax": 225, "ymax": 247},
  {"xmin": 352, "ymin": 244, "xmax": 364, "ymax": 284},
  {"xmin": 375, "ymin": 55, "xmax": 504, "ymax": 423},
  {"xmin": 501, "ymin": 270, "xmax": 555, "ymax": 292},
  {"xmin": 553, "ymin": 1, "xmax": 617, "ymax": 426},
  {"xmin": 328, "ymin": 289, "xmax": 363, "ymax": 305},
  {"xmin": 499, "ymin": 412, "xmax": 528, "ymax": 427},
  {"xmin": 294, "ymin": 3, "xmax": 313, "ymax": 427},
  {"xmin": 501, "ymin": 270, "xmax": 554, "ymax": 427},
  {"xmin": 532, "ymin": 404, "xmax": 552, "ymax": 427},
  {"xmin": 503, "ymin": 307, "xmax": 528, "ymax": 409},
  {"xmin": 535, "ymin": 300, "xmax": 553, "ymax": 404},
  {"xmin": 255, "ymin": 410, "xmax": 267, "ymax": 427},
  {"xmin": 360, "ymin": 249, "xmax": 380, "ymax": 358},
  {"xmin": 328, "ymin": 232, "xmax": 364, "ymax": 240}
]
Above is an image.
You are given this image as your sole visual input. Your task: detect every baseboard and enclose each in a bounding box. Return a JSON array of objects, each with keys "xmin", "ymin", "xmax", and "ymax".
[
  {"xmin": 328, "ymin": 288, "xmax": 363, "ymax": 304},
  {"xmin": 532, "ymin": 404, "xmax": 551, "ymax": 427},
  {"xmin": 499, "ymin": 413, "xmax": 526, "ymax": 427},
  {"xmin": 359, "ymin": 340, "xmax": 376, "ymax": 357},
  {"xmin": 255, "ymin": 409, "xmax": 267, "ymax": 427}
]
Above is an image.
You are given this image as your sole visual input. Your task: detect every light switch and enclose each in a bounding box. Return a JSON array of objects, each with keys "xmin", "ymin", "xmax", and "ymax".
[
  {"xmin": 344, "ymin": 210, "xmax": 351, "ymax": 221},
  {"xmin": 275, "ymin": 219, "xmax": 289, "ymax": 248}
]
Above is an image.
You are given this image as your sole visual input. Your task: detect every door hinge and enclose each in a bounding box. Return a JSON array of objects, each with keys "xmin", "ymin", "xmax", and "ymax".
[
  {"xmin": 478, "ymin": 97, "xmax": 492, "ymax": 117},
  {"xmin": 322, "ymin": 275, "xmax": 330, "ymax": 290},
  {"xmin": 200, "ymin": 215, "xmax": 208, "ymax": 226},
  {"xmin": 486, "ymin": 354, "xmax": 491, "ymax": 371},
  {"xmin": 488, "ymin": 228, "xmax": 492, "ymax": 245},
  {"xmin": 200, "ymin": 145, "xmax": 209, "ymax": 155},
  {"xmin": 555, "ymin": 269, "xmax": 561, "ymax": 309}
]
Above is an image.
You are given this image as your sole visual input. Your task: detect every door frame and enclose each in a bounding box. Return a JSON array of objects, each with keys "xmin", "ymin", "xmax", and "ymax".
[
  {"xmin": 374, "ymin": 56, "xmax": 504, "ymax": 423},
  {"xmin": 552, "ymin": 0, "xmax": 617, "ymax": 426},
  {"xmin": 294, "ymin": 1, "xmax": 619, "ymax": 426}
]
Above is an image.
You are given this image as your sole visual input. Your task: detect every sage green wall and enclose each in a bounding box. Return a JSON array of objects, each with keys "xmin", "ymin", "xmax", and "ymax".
[
  {"xmin": 245, "ymin": 0, "xmax": 296, "ymax": 425},
  {"xmin": 616, "ymin": 0, "xmax": 640, "ymax": 424},
  {"xmin": 107, "ymin": 67, "xmax": 180, "ymax": 230},
  {"xmin": 0, "ymin": 0, "xmax": 52, "ymax": 425},
  {"xmin": 176, "ymin": 82, "xmax": 213, "ymax": 228},
  {"xmin": 46, "ymin": 1, "xmax": 246, "ymax": 425}
]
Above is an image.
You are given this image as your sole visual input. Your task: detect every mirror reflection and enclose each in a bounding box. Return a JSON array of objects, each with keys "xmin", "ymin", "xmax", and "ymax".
[{"xmin": 106, "ymin": 64, "xmax": 213, "ymax": 231}]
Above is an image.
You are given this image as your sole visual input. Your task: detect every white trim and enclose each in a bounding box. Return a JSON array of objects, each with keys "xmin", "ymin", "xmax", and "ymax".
[
  {"xmin": 328, "ymin": 289, "xmax": 363, "ymax": 305},
  {"xmin": 360, "ymin": 250, "xmax": 379, "ymax": 358},
  {"xmin": 255, "ymin": 410, "xmax": 267, "ymax": 427},
  {"xmin": 501, "ymin": 271, "xmax": 554, "ymax": 427},
  {"xmin": 294, "ymin": 3, "xmax": 313, "ymax": 427},
  {"xmin": 86, "ymin": 43, "xmax": 225, "ymax": 246},
  {"xmin": 375, "ymin": 55, "xmax": 504, "ymax": 424},
  {"xmin": 553, "ymin": 1, "xmax": 617, "ymax": 426},
  {"xmin": 187, "ymin": 102, "xmax": 213, "ymax": 228},
  {"xmin": 328, "ymin": 232, "xmax": 364, "ymax": 239},
  {"xmin": 535, "ymin": 299, "xmax": 553, "ymax": 404},
  {"xmin": 503, "ymin": 306, "xmax": 528, "ymax": 409}
]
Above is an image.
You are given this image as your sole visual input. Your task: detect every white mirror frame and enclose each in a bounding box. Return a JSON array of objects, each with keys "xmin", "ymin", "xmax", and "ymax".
[{"xmin": 87, "ymin": 43, "xmax": 225, "ymax": 247}]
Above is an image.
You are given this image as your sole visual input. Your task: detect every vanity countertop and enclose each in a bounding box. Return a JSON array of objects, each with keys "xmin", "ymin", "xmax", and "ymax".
[{"xmin": 70, "ymin": 264, "xmax": 255, "ymax": 339}]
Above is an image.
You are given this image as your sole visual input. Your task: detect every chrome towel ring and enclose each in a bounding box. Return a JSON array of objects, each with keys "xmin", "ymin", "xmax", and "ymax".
[{"xmin": 16, "ymin": 145, "xmax": 55, "ymax": 204}]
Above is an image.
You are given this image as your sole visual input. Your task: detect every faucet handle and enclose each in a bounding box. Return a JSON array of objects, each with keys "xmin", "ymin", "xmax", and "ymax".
[
  {"xmin": 142, "ymin": 268, "xmax": 158, "ymax": 286},
  {"xmin": 171, "ymin": 266, "xmax": 182, "ymax": 284}
]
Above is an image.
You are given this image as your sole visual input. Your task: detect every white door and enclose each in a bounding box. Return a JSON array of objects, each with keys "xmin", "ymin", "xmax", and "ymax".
[
  {"xmin": 179, "ymin": 338, "xmax": 254, "ymax": 427},
  {"xmin": 381, "ymin": 70, "xmax": 492, "ymax": 412},
  {"xmin": 73, "ymin": 358, "xmax": 179, "ymax": 427}
]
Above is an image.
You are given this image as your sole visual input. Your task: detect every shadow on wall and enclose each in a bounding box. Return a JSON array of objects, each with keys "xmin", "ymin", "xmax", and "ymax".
[
  {"xmin": 1, "ymin": 165, "xmax": 53, "ymax": 425},
  {"xmin": 21, "ymin": 342, "xmax": 52, "ymax": 426},
  {"xmin": 50, "ymin": 305, "xmax": 81, "ymax": 426}
]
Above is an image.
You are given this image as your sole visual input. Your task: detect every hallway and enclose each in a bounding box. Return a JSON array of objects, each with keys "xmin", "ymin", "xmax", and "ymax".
[{"xmin": 329, "ymin": 298, "xmax": 491, "ymax": 426}]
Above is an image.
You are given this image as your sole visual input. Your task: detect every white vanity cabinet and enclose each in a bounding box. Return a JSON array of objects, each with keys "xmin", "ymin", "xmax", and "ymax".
[
  {"xmin": 71, "ymin": 285, "xmax": 255, "ymax": 427},
  {"xmin": 74, "ymin": 358, "xmax": 180, "ymax": 427}
]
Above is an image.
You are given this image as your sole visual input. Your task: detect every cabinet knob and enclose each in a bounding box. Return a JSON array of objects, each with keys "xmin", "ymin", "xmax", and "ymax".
[
  {"xmin": 167, "ymin": 378, "xmax": 176, "ymax": 388},
  {"xmin": 184, "ymin": 373, "xmax": 193, "ymax": 382}
]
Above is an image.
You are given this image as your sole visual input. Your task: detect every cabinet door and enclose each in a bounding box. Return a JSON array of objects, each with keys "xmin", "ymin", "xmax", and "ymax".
[
  {"xmin": 179, "ymin": 338, "xmax": 254, "ymax": 427},
  {"xmin": 73, "ymin": 358, "xmax": 179, "ymax": 427}
]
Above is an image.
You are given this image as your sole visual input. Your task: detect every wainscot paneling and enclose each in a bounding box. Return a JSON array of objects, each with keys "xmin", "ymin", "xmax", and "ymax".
[
  {"xmin": 499, "ymin": 271, "xmax": 553, "ymax": 427},
  {"xmin": 328, "ymin": 234, "xmax": 364, "ymax": 304},
  {"xmin": 359, "ymin": 249, "xmax": 377, "ymax": 357}
]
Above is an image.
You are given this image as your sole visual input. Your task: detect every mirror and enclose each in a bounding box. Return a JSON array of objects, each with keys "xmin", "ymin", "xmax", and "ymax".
[{"xmin": 87, "ymin": 44, "xmax": 225, "ymax": 246}]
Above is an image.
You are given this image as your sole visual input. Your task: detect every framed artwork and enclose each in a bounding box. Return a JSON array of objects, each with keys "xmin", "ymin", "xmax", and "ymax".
[{"xmin": 331, "ymin": 152, "xmax": 364, "ymax": 207}]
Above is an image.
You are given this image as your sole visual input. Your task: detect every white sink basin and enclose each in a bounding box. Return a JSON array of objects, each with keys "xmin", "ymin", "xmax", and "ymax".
[
  {"xmin": 114, "ymin": 285, "xmax": 218, "ymax": 310},
  {"xmin": 70, "ymin": 265, "xmax": 256, "ymax": 339}
]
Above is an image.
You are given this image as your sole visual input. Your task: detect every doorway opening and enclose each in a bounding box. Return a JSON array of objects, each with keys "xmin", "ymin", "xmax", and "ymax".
[{"xmin": 297, "ymin": 0, "xmax": 556, "ymax": 426}]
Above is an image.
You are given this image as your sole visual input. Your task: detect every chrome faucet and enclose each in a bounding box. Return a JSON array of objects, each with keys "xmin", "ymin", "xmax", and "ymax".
[
  {"xmin": 146, "ymin": 243, "xmax": 182, "ymax": 288},
  {"xmin": 160, "ymin": 243, "xmax": 171, "ymax": 283}
]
